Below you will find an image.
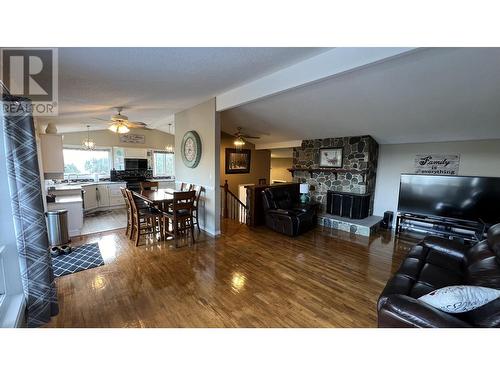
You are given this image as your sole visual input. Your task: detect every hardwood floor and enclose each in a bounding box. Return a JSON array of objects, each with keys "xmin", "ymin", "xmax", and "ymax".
[{"xmin": 45, "ymin": 220, "xmax": 415, "ymax": 328}]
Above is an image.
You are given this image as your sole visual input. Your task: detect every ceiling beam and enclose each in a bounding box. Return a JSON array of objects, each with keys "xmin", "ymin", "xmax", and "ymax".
[
  {"xmin": 216, "ymin": 47, "xmax": 419, "ymax": 112},
  {"xmin": 255, "ymin": 140, "xmax": 302, "ymax": 150}
]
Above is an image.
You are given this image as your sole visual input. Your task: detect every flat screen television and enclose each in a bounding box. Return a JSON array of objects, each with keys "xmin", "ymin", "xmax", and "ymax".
[{"xmin": 398, "ymin": 174, "xmax": 500, "ymax": 224}]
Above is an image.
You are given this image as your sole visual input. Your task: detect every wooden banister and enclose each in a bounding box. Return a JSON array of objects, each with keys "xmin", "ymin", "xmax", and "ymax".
[{"xmin": 220, "ymin": 179, "xmax": 248, "ymax": 223}]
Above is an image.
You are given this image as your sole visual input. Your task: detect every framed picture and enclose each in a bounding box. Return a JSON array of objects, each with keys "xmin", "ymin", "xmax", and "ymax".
[
  {"xmin": 319, "ymin": 147, "xmax": 343, "ymax": 168},
  {"xmin": 225, "ymin": 148, "xmax": 251, "ymax": 174}
]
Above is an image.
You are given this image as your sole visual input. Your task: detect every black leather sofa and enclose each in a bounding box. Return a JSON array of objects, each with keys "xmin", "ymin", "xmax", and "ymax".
[
  {"xmin": 378, "ymin": 223, "xmax": 500, "ymax": 327},
  {"xmin": 261, "ymin": 185, "xmax": 316, "ymax": 236}
]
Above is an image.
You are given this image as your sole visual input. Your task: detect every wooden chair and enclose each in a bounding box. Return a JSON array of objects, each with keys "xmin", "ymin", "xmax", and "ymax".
[
  {"xmin": 180, "ymin": 182, "xmax": 193, "ymax": 191},
  {"xmin": 192, "ymin": 185, "xmax": 203, "ymax": 232},
  {"xmin": 126, "ymin": 189, "xmax": 163, "ymax": 246},
  {"xmin": 120, "ymin": 187, "xmax": 132, "ymax": 238},
  {"xmin": 162, "ymin": 190, "xmax": 196, "ymax": 248},
  {"xmin": 258, "ymin": 178, "xmax": 267, "ymax": 185},
  {"xmin": 140, "ymin": 181, "xmax": 159, "ymax": 191}
]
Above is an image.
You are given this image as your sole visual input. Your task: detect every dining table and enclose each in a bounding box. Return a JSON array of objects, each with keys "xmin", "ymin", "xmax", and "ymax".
[{"xmin": 132, "ymin": 188, "xmax": 177, "ymax": 210}]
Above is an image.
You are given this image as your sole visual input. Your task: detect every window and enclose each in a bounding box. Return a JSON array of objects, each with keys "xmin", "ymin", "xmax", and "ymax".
[
  {"xmin": 63, "ymin": 147, "xmax": 112, "ymax": 179},
  {"xmin": 153, "ymin": 151, "xmax": 174, "ymax": 177}
]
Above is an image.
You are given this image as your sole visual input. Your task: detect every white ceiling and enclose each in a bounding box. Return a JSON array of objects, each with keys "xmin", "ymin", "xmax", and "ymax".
[
  {"xmin": 221, "ymin": 48, "xmax": 500, "ymax": 145},
  {"xmin": 41, "ymin": 47, "xmax": 328, "ymax": 133}
]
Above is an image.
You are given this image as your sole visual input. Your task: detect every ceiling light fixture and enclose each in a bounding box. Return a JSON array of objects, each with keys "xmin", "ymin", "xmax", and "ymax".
[
  {"xmin": 108, "ymin": 123, "xmax": 130, "ymax": 134},
  {"xmin": 82, "ymin": 125, "xmax": 96, "ymax": 150},
  {"xmin": 165, "ymin": 123, "xmax": 174, "ymax": 153},
  {"xmin": 234, "ymin": 136, "xmax": 245, "ymax": 148}
]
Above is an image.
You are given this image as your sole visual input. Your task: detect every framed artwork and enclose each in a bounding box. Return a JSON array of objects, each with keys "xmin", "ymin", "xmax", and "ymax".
[
  {"xmin": 319, "ymin": 147, "xmax": 343, "ymax": 168},
  {"xmin": 225, "ymin": 148, "xmax": 251, "ymax": 174}
]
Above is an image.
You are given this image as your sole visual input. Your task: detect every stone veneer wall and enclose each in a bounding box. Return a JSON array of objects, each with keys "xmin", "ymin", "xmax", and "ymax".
[{"xmin": 292, "ymin": 135, "xmax": 379, "ymax": 214}]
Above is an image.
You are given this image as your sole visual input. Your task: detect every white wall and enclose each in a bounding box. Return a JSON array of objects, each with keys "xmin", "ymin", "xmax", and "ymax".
[
  {"xmin": 175, "ymin": 98, "xmax": 220, "ymax": 236},
  {"xmin": 373, "ymin": 139, "xmax": 500, "ymax": 224}
]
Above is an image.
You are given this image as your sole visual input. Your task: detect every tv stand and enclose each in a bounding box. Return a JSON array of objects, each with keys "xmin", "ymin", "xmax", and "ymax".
[{"xmin": 395, "ymin": 213, "xmax": 485, "ymax": 243}]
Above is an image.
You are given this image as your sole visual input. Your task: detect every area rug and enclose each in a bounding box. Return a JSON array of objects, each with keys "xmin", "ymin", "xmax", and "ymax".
[{"xmin": 51, "ymin": 243, "xmax": 104, "ymax": 278}]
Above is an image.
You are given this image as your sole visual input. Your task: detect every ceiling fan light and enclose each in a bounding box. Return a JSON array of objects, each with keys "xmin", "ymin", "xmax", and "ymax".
[
  {"xmin": 234, "ymin": 138, "xmax": 245, "ymax": 146},
  {"xmin": 117, "ymin": 124, "xmax": 130, "ymax": 134},
  {"xmin": 108, "ymin": 124, "xmax": 118, "ymax": 133}
]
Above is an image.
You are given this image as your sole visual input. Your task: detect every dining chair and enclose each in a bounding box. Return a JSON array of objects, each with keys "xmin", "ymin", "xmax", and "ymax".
[
  {"xmin": 120, "ymin": 187, "xmax": 132, "ymax": 238},
  {"xmin": 162, "ymin": 190, "xmax": 196, "ymax": 248},
  {"xmin": 126, "ymin": 189, "xmax": 164, "ymax": 246},
  {"xmin": 192, "ymin": 185, "xmax": 203, "ymax": 232},
  {"xmin": 180, "ymin": 182, "xmax": 186, "ymax": 191},
  {"xmin": 140, "ymin": 181, "xmax": 159, "ymax": 191}
]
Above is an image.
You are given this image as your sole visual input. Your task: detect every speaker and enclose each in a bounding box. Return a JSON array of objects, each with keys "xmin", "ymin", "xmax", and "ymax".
[{"xmin": 381, "ymin": 211, "xmax": 393, "ymax": 229}]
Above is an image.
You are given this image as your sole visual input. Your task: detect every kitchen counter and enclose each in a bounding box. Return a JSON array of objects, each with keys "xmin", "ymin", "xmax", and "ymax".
[{"xmin": 53, "ymin": 195, "xmax": 83, "ymax": 204}]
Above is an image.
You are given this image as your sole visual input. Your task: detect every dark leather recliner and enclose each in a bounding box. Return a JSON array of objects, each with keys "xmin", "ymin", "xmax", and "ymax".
[
  {"xmin": 378, "ymin": 223, "xmax": 500, "ymax": 327},
  {"xmin": 261, "ymin": 186, "xmax": 315, "ymax": 236}
]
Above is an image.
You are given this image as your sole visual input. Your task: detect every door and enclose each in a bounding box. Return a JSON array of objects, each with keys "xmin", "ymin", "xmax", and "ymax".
[
  {"xmin": 97, "ymin": 185, "xmax": 110, "ymax": 207},
  {"xmin": 83, "ymin": 185, "xmax": 98, "ymax": 211}
]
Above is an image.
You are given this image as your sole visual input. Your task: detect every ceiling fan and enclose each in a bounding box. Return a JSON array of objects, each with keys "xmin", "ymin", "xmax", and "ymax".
[
  {"xmin": 233, "ymin": 127, "xmax": 260, "ymax": 146},
  {"xmin": 94, "ymin": 107, "xmax": 150, "ymax": 134}
]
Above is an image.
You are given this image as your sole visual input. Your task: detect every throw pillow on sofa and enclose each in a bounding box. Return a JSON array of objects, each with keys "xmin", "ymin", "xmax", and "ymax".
[{"xmin": 418, "ymin": 285, "xmax": 500, "ymax": 313}]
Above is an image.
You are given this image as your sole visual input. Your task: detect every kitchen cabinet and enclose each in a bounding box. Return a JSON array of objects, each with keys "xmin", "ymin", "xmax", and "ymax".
[
  {"xmin": 83, "ymin": 185, "xmax": 98, "ymax": 211},
  {"xmin": 39, "ymin": 134, "xmax": 64, "ymax": 175},
  {"xmin": 97, "ymin": 185, "xmax": 110, "ymax": 207},
  {"xmin": 108, "ymin": 184, "xmax": 125, "ymax": 206},
  {"xmin": 83, "ymin": 183, "xmax": 126, "ymax": 211}
]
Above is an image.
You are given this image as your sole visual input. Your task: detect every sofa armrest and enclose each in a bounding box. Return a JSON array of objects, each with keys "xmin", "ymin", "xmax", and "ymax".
[
  {"xmin": 421, "ymin": 236, "xmax": 468, "ymax": 263},
  {"xmin": 378, "ymin": 295, "xmax": 472, "ymax": 328}
]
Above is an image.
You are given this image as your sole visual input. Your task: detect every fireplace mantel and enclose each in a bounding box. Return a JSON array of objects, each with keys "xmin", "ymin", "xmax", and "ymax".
[{"xmin": 287, "ymin": 167, "xmax": 366, "ymax": 182}]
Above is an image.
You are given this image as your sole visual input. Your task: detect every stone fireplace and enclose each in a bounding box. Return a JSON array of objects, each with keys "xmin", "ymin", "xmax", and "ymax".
[{"xmin": 292, "ymin": 135, "xmax": 379, "ymax": 220}]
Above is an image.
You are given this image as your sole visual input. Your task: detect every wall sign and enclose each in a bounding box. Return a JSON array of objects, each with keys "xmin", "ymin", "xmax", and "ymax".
[
  {"xmin": 120, "ymin": 134, "xmax": 145, "ymax": 144},
  {"xmin": 415, "ymin": 154, "xmax": 460, "ymax": 175}
]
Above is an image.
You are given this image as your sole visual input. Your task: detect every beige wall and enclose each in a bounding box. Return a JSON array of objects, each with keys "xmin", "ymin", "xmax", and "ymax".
[
  {"xmin": 61, "ymin": 128, "xmax": 174, "ymax": 149},
  {"xmin": 373, "ymin": 139, "xmax": 500, "ymax": 225},
  {"xmin": 175, "ymin": 98, "xmax": 220, "ymax": 236},
  {"xmin": 270, "ymin": 157, "xmax": 293, "ymax": 183},
  {"xmin": 220, "ymin": 132, "xmax": 271, "ymax": 193}
]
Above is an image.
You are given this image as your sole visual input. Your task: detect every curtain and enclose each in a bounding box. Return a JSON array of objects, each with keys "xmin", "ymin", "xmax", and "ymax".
[{"xmin": 1, "ymin": 94, "xmax": 58, "ymax": 327}]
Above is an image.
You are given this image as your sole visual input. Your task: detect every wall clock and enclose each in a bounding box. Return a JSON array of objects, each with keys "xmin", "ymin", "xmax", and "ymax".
[{"xmin": 181, "ymin": 130, "xmax": 202, "ymax": 168}]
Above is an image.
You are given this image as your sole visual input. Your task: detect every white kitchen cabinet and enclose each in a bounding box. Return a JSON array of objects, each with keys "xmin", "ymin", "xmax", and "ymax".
[
  {"xmin": 97, "ymin": 185, "xmax": 110, "ymax": 207},
  {"xmin": 83, "ymin": 185, "xmax": 98, "ymax": 211},
  {"xmin": 108, "ymin": 183, "xmax": 127, "ymax": 206},
  {"xmin": 83, "ymin": 183, "xmax": 125, "ymax": 211},
  {"xmin": 40, "ymin": 134, "xmax": 64, "ymax": 175}
]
